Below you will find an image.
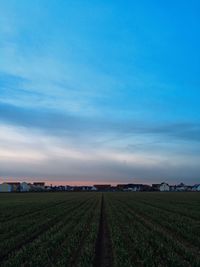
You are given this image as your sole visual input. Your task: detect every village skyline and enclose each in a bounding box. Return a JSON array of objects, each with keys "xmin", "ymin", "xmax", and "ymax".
[
  {"xmin": 0, "ymin": 176, "xmax": 200, "ymax": 187},
  {"xmin": 0, "ymin": 178, "xmax": 199, "ymax": 188}
]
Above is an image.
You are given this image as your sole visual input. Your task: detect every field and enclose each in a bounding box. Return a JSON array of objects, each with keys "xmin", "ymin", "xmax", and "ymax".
[{"xmin": 0, "ymin": 192, "xmax": 200, "ymax": 267}]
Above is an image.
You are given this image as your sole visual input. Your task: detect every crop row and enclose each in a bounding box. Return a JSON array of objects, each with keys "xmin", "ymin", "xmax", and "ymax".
[
  {"xmin": 115, "ymin": 196, "xmax": 200, "ymax": 248},
  {"xmin": 1, "ymin": 193, "xmax": 100, "ymax": 266},
  {"xmin": 0, "ymin": 193, "xmax": 85, "ymax": 222},
  {"xmin": 2, "ymin": 193, "xmax": 101, "ymax": 267},
  {"xmin": 1, "ymin": 192, "xmax": 199, "ymax": 267},
  {"xmin": 105, "ymin": 193, "xmax": 200, "ymax": 267}
]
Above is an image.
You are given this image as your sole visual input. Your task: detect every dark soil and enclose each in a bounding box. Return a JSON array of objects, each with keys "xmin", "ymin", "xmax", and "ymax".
[{"xmin": 93, "ymin": 194, "xmax": 113, "ymax": 267}]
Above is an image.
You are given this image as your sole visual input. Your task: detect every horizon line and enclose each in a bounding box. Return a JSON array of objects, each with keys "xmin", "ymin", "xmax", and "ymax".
[{"xmin": 0, "ymin": 179, "xmax": 198, "ymax": 187}]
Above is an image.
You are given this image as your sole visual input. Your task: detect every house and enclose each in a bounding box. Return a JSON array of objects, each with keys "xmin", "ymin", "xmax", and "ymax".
[
  {"xmin": 152, "ymin": 184, "xmax": 160, "ymax": 191},
  {"xmin": 65, "ymin": 186, "xmax": 74, "ymax": 191},
  {"xmin": 20, "ymin": 182, "xmax": 31, "ymax": 192},
  {"xmin": 117, "ymin": 183, "xmax": 151, "ymax": 192},
  {"xmin": 175, "ymin": 183, "xmax": 187, "ymax": 191},
  {"xmin": 192, "ymin": 184, "xmax": 200, "ymax": 191},
  {"xmin": 91, "ymin": 186, "xmax": 97, "ymax": 191},
  {"xmin": 93, "ymin": 184, "xmax": 111, "ymax": 191},
  {"xmin": 73, "ymin": 186, "xmax": 85, "ymax": 191},
  {"xmin": 116, "ymin": 184, "xmax": 129, "ymax": 191},
  {"xmin": 33, "ymin": 182, "xmax": 45, "ymax": 190},
  {"xmin": 117, "ymin": 184, "xmax": 142, "ymax": 191},
  {"xmin": 159, "ymin": 182, "xmax": 170, "ymax": 192},
  {"xmin": 0, "ymin": 183, "xmax": 12, "ymax": 192},
  {"xmin": 123, "ymin": 187, "xmax": 137, "ymax": 192},
  {"xmin": 45, "ymin": 186, "xmax": 52, "ymax": 191},
  {"xmin": 126, "ymin": 184, "xmax": 144, "ymax": 191},
  {"xmin": 185, "ymin": 185, "xmax": 193, "ymax": 191},
  {"xmin": 7, "ymin": 182, "xmax": 20, "ymax": 192},
  {"xmin": 127, "ymin": 184, "xmax": 142, "ymax": 191},
  {"xmin": 110, "ymin": 186, "xmax": 117, "ymax": 192},
  {"xmin": 85, "ymin": 186, "xmax": 97, "ymax": 191},
  {"xmin": 140, "ymin": 184, "xmax": 152, "ymax": 191},
  {"xmin": 79, "ymin": 186, "xmax": 94, "ymax": 191},
  {"xmin": 57, "ymin": 185, "xmax": 66, "ymax": 191},
  {"xmin": 169, "ymin": 185, "xmax": 176, "ymax": 192}
]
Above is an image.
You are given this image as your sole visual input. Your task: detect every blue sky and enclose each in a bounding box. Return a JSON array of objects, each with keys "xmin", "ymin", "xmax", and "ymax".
[{"xmin": 0, "ymin": 0, "xmax": 200, "ymax": 184}]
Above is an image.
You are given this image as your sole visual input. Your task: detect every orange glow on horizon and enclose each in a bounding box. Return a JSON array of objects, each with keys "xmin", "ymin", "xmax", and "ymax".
[{"xmin": 0, "ymin": 178, "xmax": 149, "ymax": 186}]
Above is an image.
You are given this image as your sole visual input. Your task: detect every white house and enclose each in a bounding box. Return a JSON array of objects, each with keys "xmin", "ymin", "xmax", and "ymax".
[
  {"xmin": 192, "ymin": 184, "xmax": 200, "ymax": 191},
  {"xmin": 159, "ymin": 182, "xmax": 170, "ymax": 192},
  {"xmin": 91, "ymin": 186, "xmax": 97, "ymax": 191},
  {"xmin": 20, "ymin": 182, "xmax": 31, "ymax": 192}
]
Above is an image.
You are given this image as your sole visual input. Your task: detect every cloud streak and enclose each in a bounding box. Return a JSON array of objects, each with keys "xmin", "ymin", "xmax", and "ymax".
[{"xmin": 1, "ymin": 101, "xmax": 200, "ymax": 144}]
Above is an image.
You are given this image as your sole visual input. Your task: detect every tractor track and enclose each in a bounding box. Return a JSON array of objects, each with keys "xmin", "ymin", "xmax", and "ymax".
[{"xmin": 93, "ymin": 194, "xmax": 113, "ymax": 267}]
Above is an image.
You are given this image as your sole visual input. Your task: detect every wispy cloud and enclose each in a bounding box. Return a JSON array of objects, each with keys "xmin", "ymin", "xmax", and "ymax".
[{"xmin": 1, "ymin": 101, "xmax": 200, "ymax": 144}]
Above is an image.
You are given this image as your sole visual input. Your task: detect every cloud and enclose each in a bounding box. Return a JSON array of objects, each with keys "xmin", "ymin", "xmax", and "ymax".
[
  {"xmin": 1, "ymin": 101, "xmax": 200, "ymax": 145},
  {"xmin": 1, "ymin": 144, "xmax": 200, "ymax": 184},
  {"xmin": 1, "ymin": 97, "xmax": 200, "ymax": 184},
  {"xmin": 1, "ymin": 117, "xmax": 200, "ymax": 184}
]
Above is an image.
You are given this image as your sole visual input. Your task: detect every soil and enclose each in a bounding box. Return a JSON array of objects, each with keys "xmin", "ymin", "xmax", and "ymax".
[{"xmin": 93, "ymin": 194, "xmax": 113, "ymax": 267}]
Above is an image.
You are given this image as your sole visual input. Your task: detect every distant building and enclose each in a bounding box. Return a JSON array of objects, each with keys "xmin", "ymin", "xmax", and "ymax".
[
  {"xmin": 159, "ymin": 182, "xmax": 170, "ymax": 192},
  {"xmin": 7, "ymin": 182, "xmax": 20, "ymax": 192},
  {"xmin": 93, "ymin": 184, "xmax": 111, "ymax": 191},
  {"xmin": 185, "ymin": 185, "xmax": 193, "ymax": 191},
  {"xmin": 140, "ymin": 184, "xmax": 152, "ymax": 191},
  {"xmin": 73, "ymin": 186, "xmax": 84, "ymax": 191},
  {"xmin": 0, "ymin": 183, "xmax": 12, "ymax": 192},
  {"xmin": 192, "ymin": 184, "xmax": 200, "ymax": 191},
  {"xmin": 169, "ymin": 185, "xmax": 176, "ymax": 192},
  {"xmin": 110, "ymin": 186, "xmax": 117, "ymax": 192},
  {"xmin": 127, "ymin": 184, "xmax": 142, "ymax": 191},
  {"xmin": 20, "ymin": 182, "xmax": 31, "ymax": 192},
  {"xmin": 116, "ymin": 184, "xmax": 128, "ymax": 190},
  {"xmin": 175, "ymin": 183, "xmax": 187, "ymax": 191},
  {"xmin": 27, "ymin": 182, "xmax": 46, "ymax": 191},
  {"xmin": 91, "ymin": 186, "xmax": 97, "ymax": 191},
  {"xmin": 33, "ymin": 182, "xmax": 45, "ymax": 190},
  {"xmin": 80, "ymin": 186, "xmax": 93, "ymax": 191},
  {"xmin": 116, "ymin": 183, "xmax": 152, "ymax": 192},
  {"xmin": 45, "ymin": 186, "xmax": 52, "ymax": 191},
  {"xmin": 127, "ymin": 184, "xmax": 144, "ymax": 191},
  {"xmin": 85, "ymin": 186, "xmax": 97, "ymax": 191},
  {"xmin": 66, "ymin": 186, "xmax": 74, "ymax": 191},
  {"xmin": 152, "ymin": 184, "xmax": 160, "ymax": 191},
  {"xmin": 57, "ymin": 185, "xmax": 66, "ymax": 191},
  {"xmin": 71, "ymin": 186, "xmax": 97, "ymax": 191},
  {"xmin": 123, "ymin": 187, "xmax": 137, "ymax": 192}
]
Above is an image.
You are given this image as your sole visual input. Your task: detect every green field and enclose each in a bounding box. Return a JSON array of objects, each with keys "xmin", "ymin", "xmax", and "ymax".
[{"xmin": 0, "ymin": 192, "xmax": 200, "ymax": 267}]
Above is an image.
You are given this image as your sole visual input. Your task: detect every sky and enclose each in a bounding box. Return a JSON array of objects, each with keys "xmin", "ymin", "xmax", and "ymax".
[{"xmin": 0, "ymin": 0, "xmax": 200, "ymax": 185}]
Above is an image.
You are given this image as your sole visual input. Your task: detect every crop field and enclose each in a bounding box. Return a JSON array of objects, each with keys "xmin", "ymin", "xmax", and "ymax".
[{"xmin": 0, "ymin": 192, "xmax": 199, "ymax": 267}]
